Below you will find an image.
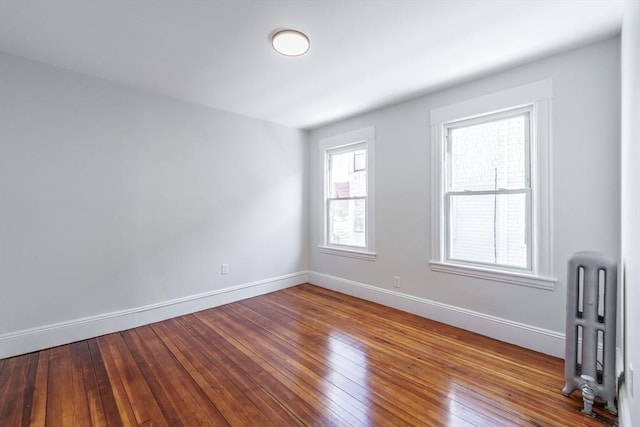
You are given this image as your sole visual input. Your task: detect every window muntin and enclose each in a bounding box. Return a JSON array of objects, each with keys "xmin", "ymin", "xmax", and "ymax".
[
  {"xmin": 326, "ymin": 144, "xmax": 367, "ymax": 248},
  {"xmin": 444, "ymin": 107, "xmax": 532, "ymax": 271}
]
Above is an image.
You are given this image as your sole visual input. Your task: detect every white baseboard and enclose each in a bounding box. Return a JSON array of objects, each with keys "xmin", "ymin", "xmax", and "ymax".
[
  {"xmin": 0, "ymin": 271, "xmax": 308, "ymax": 359},
  {"xmin": 309, "ymin": 271, "xmax": 565, "ymax": 358}
]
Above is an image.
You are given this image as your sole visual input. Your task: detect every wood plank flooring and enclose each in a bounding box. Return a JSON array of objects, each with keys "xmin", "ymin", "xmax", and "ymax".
[{"xmin": 0, "ymin": 284, "xmax": 617, "ymax": 426}]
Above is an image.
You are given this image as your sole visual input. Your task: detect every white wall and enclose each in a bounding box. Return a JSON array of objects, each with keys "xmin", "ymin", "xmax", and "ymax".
[
  {"xmin": 620, "ymin": 1, "xmax": 640, "ymax": 425},
  {"xmin": 0, "ymin": 53, "xmax": 309, "ymax": 357},
  {"xmin": 309, "ymin": 37, "xmax": 620, "ymax": 356}
]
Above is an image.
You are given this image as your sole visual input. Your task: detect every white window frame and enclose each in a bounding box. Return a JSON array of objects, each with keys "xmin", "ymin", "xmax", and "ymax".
[
  {"xmin": 430, "ymin": 80, "xmax": 556, "ymax": 290},
  {"xmin": 318, "ymin": 126, "xmax": 376, "ymax": 261}
]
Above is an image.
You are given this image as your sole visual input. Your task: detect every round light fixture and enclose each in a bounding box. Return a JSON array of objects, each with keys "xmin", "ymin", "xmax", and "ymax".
[{"xmin": 272, "ymin": 29, "xmax": 310, "ymax": 56}]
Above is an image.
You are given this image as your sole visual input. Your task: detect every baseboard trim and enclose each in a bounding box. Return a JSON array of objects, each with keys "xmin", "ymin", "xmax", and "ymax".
[
  {"xmin": 0, "ymin": 271, "xmax": 308, "ymax": 359},
  {"xmin": 309, "ymin": 271, "xmax": 564, "ymax": 358}
]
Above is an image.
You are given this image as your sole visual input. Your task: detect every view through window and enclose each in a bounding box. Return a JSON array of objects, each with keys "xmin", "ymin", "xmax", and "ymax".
[
  {"xmin": 327, "ymin": 145, "xmax": 367, "ymax": 248},
  {"xmin": 445, "ymin": 108, "xmax": 532, "ymax": 270}
]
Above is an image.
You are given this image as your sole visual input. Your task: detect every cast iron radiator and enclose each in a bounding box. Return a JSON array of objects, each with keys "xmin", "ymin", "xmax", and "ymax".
[{"xmin": 562, "ymin": 251, "xmax": 617, "ymax": 415}]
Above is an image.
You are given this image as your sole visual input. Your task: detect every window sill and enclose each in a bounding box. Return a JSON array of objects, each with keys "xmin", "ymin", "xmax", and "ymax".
[
  {"xmin": 318, "ymin": 246, "xmax": 377, "ymax": 261},
  {"xmin": 429, "ymin": 261, "xmax": 556, "ymax": 291}
]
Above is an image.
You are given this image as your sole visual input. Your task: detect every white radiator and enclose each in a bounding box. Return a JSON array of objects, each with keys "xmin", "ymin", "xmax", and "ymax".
[{"xmin": 562, "ymin": 251, "xmax": 617, "ymax": 415}]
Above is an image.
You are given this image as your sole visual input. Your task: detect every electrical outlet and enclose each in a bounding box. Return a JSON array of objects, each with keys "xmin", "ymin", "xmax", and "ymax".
[
  {"xmin": 221, "ymin": 263, "xmax": 229, "ymax": 275},
  {"xmin": 393, "ymin": 276, "xmax": 400, "ymax": 288}
]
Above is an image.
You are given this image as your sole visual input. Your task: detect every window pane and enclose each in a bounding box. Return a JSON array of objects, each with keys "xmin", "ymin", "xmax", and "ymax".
[
  {"xmin": 354, "ymin": 151, "xmax": 366, "ymax": 171},
  {"xmin": 329, "ymin": 149, "xmax": 366, "ymax": 198},
  {"xmin": 450, "ymin": 114, "xmax": 527, "ymax": 191},
  {"xmin": 329, "ymin": 199, "xmax": 365, "ymax": 247},
  {"xmin": 449, "ymin": 193, "xmax": 528, "ymax": 268}
]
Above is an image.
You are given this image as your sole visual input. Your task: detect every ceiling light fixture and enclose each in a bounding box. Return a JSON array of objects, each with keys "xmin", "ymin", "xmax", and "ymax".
[{"xmin": 272, "ymin": 29, "xmax": 310, "ymax": 56}]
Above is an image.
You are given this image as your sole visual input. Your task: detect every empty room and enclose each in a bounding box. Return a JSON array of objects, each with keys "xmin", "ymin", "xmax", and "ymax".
[{"xmin": 1, "ymin": 1, "xmax": 639, "ymax": 426}]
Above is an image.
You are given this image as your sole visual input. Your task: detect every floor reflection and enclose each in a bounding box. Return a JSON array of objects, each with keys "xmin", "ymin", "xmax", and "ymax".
[
  {"xmin": 322, "ymin": 330, "xmax": 373, "ymax": 425},
  {"xmin": 446, "ymin": 386, "xmax": 470, "ymax": 426}
]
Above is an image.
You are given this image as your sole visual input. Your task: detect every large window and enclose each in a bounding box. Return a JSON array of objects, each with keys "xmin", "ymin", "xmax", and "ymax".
[
  {"xmin": 319, "ymin": 127, "xmax": 375, "ymax": 260},
  {"xmin": 445, "ymin": 107, "xmax": 532, "ymax": 270},
  {"xmin": 430, "ymin": 80, "xmax": 555, "ymax": 289}
]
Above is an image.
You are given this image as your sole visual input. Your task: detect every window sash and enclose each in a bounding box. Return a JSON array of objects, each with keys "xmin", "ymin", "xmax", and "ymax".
[
  {"xmin": 327, "ymin": 144, "xmax": 367, "ymax": 198},
  {"xmin": 445, "ymin": 189, "xmax": 532, "ymax": 270},
  {"xmin": 326, "ymin": 198, "xmax": 367, "ymax": 248},
  {"xmin": 327, "ymin": 141, "xmax": 367, "ymax": 156},
  {"xmin": 445, "ymin": 107, "xmax": 532, "ymax": 192}
]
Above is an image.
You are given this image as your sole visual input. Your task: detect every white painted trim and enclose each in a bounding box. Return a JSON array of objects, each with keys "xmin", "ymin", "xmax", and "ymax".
[
  {"xmin": 617, "ymin": 345, "xmax": 625, "ymax": 386},
  {"xmin": 531, "ymin": 97, "xmax": 554, "ymax": 276},
  {"xmin": 308, "ymin": 271, "xmax": 565, "ymax": 357},
  {"xmin": 619, "ymin": 385, "xmax": 632, "ymax": 427},
  {"xmin": 318, "ymin": 126, "xmax": 375, "ymax": 151},
  {"xmin": 0, "ymin": 271, "xmax": 308, "ymax": 359},
  {"xmin": 317, "ymin": 245, "xmax": 377, "ymax": 261},
  {"xmin": 430, "ymin": 79, "xmax": 553, "ymax": 124},
  {"xmin": 429, "ymin": 261, "xmax": 556, "ymax": 291}
]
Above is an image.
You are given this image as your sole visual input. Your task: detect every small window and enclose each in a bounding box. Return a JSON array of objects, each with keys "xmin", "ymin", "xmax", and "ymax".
[
  {"xmin": 319, "ymin": 127, "xmax": 376, "ymax": 260},
  {"xmin": 327, "ymin": 144, "xmax": 367, "ymax": 247}
]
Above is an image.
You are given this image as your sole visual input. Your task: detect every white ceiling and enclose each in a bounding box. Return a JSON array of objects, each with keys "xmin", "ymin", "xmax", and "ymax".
[{"xmin": 0, "ymin": 0, "xmax": 624, "ymax": 129}]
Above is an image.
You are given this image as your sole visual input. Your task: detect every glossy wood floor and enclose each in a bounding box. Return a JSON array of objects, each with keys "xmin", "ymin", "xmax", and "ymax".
[{"xmin": 1, "ymin": 284, "xmax": 617, "ymax": 426}]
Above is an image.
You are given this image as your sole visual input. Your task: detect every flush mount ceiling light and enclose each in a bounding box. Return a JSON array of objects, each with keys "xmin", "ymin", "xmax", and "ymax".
[{"xmin": 272, "ymin": 29, "xmax": 310, "ymax": 56}]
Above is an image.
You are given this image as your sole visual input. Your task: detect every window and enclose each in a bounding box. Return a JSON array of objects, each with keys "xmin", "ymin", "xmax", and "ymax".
[
  {"xmin": 319, "ymin": 127, "xmax": 375, "ymax": 260},
  {"xmin": 430, "ymin": 80, "xmax": 555, "ymax": 289},
  {"xmin": 327, "ymin": 144, "xmax": 367, "ymax": 248},
  {"xmin": 446, "ymin": 107, "xmax": 532, "ymax": 270}
]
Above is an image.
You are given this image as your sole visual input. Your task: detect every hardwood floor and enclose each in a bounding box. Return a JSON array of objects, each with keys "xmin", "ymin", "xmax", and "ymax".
[{"xmin": 0, "ymin": 284, "xmax": 617, "ymax": 426}]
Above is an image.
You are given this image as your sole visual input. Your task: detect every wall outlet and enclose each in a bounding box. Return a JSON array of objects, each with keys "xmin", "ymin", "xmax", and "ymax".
[
  {"xmin": 221, "ymin": 263, "xmax": 229, "ymax": 275},
  {"xmin": 393, "ymin": 276, "xmax": 400, "ymax": 288}
]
